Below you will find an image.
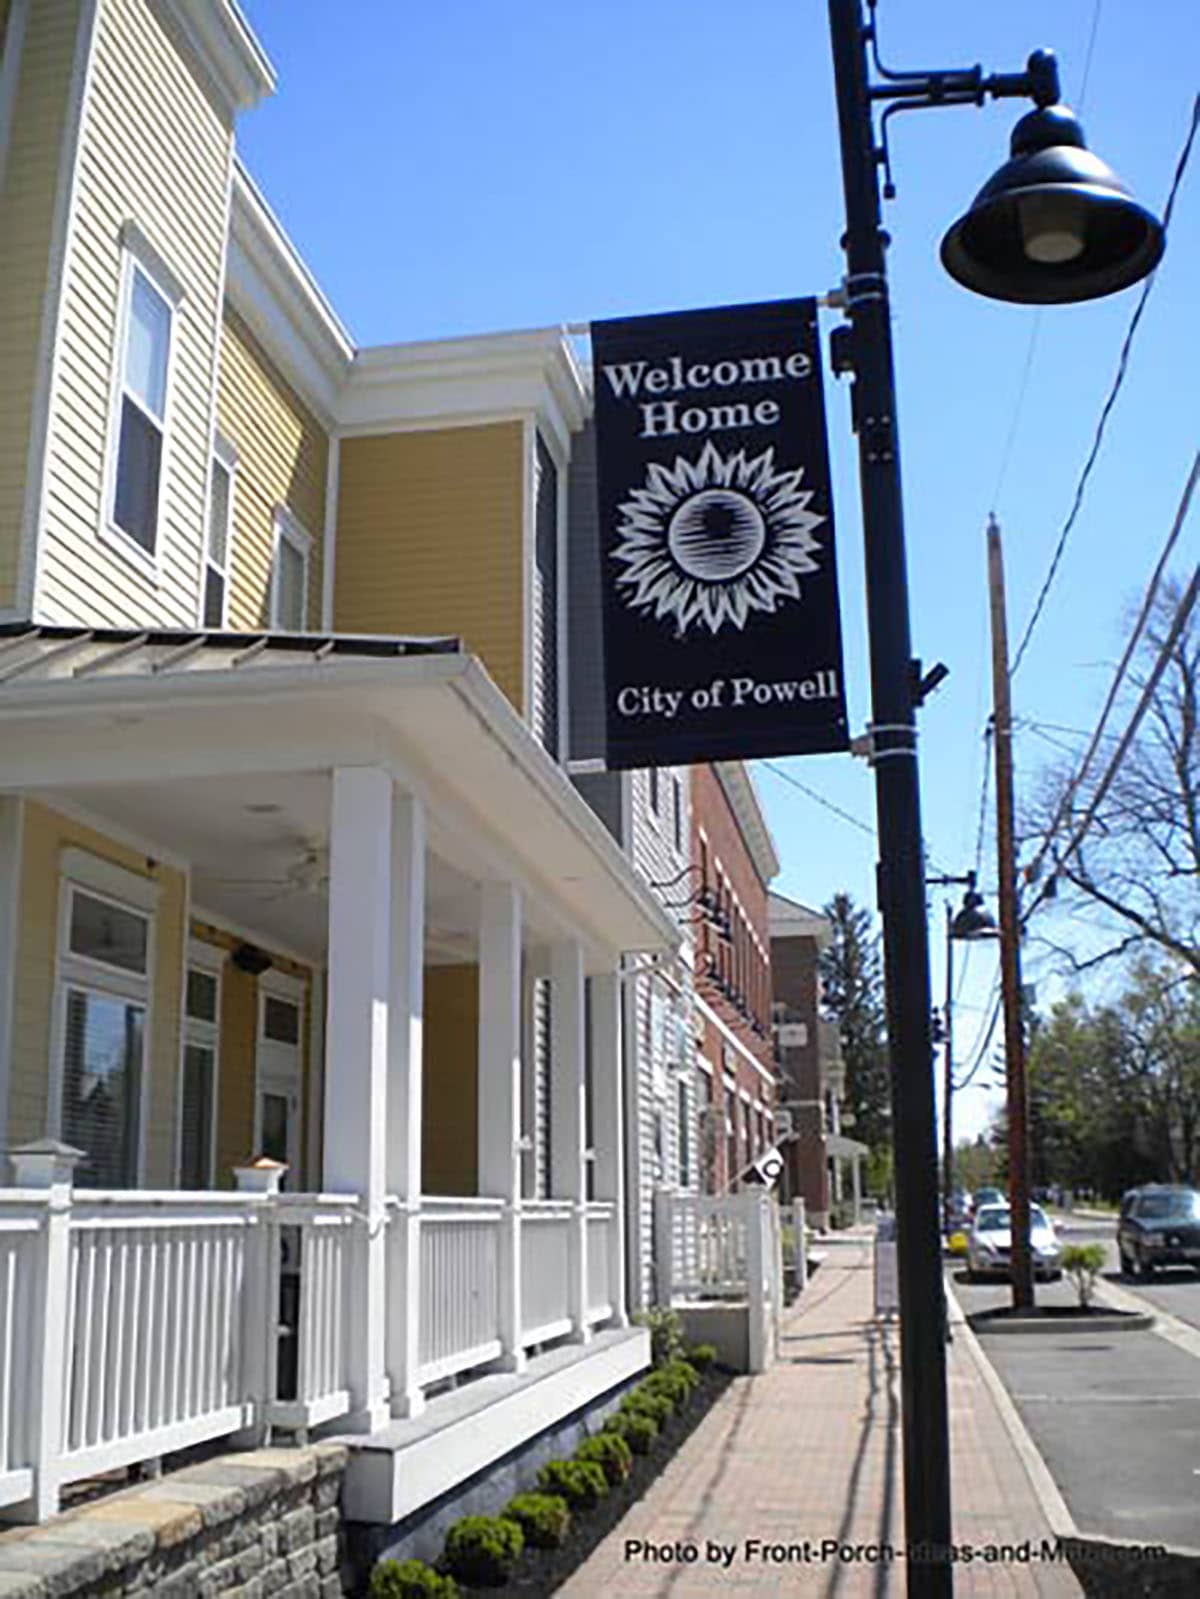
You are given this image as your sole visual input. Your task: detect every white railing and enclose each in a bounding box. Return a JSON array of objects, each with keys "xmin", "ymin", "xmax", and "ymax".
[
  {"xmin": 61, "ymin": 1195, "xmax": 258, "ymax": 1480},
  {"xmin": 267, "ymin": 1195, "xmax": 356, "ymax": 1434},
  {"xmin": 418, "ymin": 1198, "xmax": 503, "ymax": 1385},
  {"xmin": 521, "ymin": 1200, "xmax": 573, "ymax": 1343},
  {"xmin": 0, "ymin": 1204, "xmax": 46, "ymax": 1511},
  {"xmin": 585, "ymin": 1203, "xmax": 613, "ymax": 1321},
  {"xmin": 654, "ymin": 1189, "xmax": 783, "ymax": 1373}
]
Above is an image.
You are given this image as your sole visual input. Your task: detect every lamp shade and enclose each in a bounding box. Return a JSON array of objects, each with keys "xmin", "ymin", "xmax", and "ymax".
[
  {"xmin": 950, "ymin": 893, "xmax": 996, "ymax": 940},
  {"xmin": 941, "ymin": 103, "xmax": 1165, "ymax": 304}
]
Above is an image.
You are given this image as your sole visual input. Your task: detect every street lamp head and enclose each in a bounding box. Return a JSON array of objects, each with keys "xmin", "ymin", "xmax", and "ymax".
[
  {"xmin": 940, "ymin": 93, "xmax": 1165, "ymax": 304},
  {"xmin": 950, "ymin": 890, "xmax": 997, "ymax": 941}
]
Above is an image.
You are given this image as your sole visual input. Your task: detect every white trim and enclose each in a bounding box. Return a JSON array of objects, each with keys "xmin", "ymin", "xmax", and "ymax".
[
  {"xmin": 714, "ymin": 762, "xmax": 781, "ymax": 884},
  {"xmin": 196, "ymin": 158, "xmax": 237, "ymax": 627},
  {"xmin": 554, "ymin": 429, "xmax": 569, "ymax": 763},
  {"xmin": 258, "ymin": 967, "xmax": 305, "ymax": 1003},
  {"xmin": 694, "ymin": 993, "xmax": 775, "ymax": 1087},
  {"xmin": 269, "ymin": 505, "xmax": 312, "ymax": 630},
  {"xmin": 20, "ymin": 0, "xmax": 100, "ymax": 620},
  {"xmin": 157, "ymin": 0, "xmax": 276, "ymax": 117},
  {"xmin": 0, "ymin": 0, "xmax": 30, "ymax": 194},
  {"xmin": 100, "ymin": 242, "xmax": 181, "ymax": 578},
  {"xmin": 306, "ymin": 966, "xmax": 325, "ymax": 1187},
  {"xmin": 0, "ymin": 797, "xmax": 24, "ymax": 1156},
  {"xmin": 186, "ymin": 936, "xmax": 227, "ymax": 974},
  {"xmin": 321, "ymin": 436, "xmax": 340, "ymax": 629},
  {"xmin": 60, "ymin": 846, "xmax": 161, "ymax": 912}
]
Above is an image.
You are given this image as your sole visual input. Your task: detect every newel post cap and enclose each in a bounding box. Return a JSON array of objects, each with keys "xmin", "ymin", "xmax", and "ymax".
[
  {"xmin": 233, "ymin": 1156, "xmax": 288, "ymax": 1195},
  {"xmin": 9, "ymin": 1139, "xmax": 85, "ymax": 1189}
]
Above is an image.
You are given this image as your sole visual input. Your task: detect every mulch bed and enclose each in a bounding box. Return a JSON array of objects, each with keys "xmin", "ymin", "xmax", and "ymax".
[{"xmin": 460, "ymin": 1367, "xmax": 734, "ymax": 1597}]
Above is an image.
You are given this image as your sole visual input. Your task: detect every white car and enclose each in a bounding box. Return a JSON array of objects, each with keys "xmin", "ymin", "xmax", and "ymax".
[{"xmin": 966, "ymin": 1202, "xmax": 1063, "ymax": 1281}]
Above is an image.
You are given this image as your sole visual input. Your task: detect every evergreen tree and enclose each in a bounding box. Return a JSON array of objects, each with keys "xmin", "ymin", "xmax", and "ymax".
[{"xmin": 820, "ymin": 893, "xmax": 892, "ymax": 1155}]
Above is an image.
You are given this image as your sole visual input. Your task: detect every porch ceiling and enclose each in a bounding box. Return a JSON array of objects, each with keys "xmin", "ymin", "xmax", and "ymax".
[{"xmin": 0, "ymin": 627, "xmax": 678, "ymax": 967}]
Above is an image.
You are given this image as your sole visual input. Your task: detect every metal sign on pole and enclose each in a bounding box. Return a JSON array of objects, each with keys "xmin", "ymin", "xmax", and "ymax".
[{"xmin": 591, "ymin": 299, "xmax": 850, "ymax": 769}]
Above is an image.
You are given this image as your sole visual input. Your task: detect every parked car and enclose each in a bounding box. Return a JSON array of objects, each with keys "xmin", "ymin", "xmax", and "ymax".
[
  {"xmin": 972, "ymin": 1186, "xmax": 1005, "ymax": 1212},
  {"xmin": 966, "ymin": 1202, "xmax": 1063, "ymax": 1281},
  {"xmin": 1117, "ymin": 1186, "xmax": 1200, "ymax": 1278}
]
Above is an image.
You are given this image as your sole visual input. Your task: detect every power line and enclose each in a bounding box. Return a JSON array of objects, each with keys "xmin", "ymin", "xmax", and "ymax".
[
  {"xmin": 1024, "ymin": 561, "xmax": 1200, "ymax": 925},
  {"xmin": 1010, "ymin": 92, "xmax": 1200, "ymax": 678},
  {"xmin": 972, "ymin": 723, "xmax": 992, "ymax": 878},
  {"xmin": 1021, "ymin": 448, "xmax": 1199, "ymax": 895},
  {"xmin": 759, "ymin": 760, "xmax": 875, "ymax": 837},
  {"xmin": 953, "ymin": 979, "xmax": 1002, "ymax": 1092}
]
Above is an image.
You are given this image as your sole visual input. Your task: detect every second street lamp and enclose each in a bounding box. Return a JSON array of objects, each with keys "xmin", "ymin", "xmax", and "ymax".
[{"xmin": 826, "ymin": 0, "xmax": 1165, "ymax": 1590}]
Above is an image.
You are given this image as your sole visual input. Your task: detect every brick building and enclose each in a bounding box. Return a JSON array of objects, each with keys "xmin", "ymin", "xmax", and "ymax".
[{"xmin": 690, "ymin": 764, "xmax": 779, "ymax": 1192}]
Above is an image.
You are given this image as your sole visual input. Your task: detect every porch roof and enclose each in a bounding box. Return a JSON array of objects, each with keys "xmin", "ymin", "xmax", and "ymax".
[{"xmin": 0, "ymin": 624, "xmax": 679, "ymax": 964}]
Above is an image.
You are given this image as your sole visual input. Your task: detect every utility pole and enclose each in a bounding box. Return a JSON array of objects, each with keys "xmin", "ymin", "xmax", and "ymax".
[
  {"xmin": 986, "ymin": 516, "xmax": 1034, "ymax": 1311},
  {"xmin": 942, "ymin": 904, "xmax": 954, "ymax": 1232}
]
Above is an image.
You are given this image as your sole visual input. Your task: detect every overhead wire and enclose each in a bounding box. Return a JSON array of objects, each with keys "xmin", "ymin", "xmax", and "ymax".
[
  {"xmin": 759, "ymin": 759, "xmax": 875, "ymax": 838},
  {"xmin": 1019, "ymin": 449, "xmax": 1199, "ymax": 901},
  {"xmin": 1009, "ymin": 92, "xmax": 1200, "ymax": 678}
]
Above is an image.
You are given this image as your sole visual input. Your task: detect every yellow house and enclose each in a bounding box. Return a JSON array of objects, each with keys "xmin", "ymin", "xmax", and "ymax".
[{"xmin": 0, "ymin": 0, "xmax": 679, "ymax": 1539}]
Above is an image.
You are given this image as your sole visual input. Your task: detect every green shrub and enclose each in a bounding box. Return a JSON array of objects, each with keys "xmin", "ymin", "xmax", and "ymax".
[
  {"xmin": 602, "ymin": 1410, "xmax": 658, "ymax": 1454},
  {"xmin": 685, "ymin": 1343, "xmax": 718, "ymax": 1372},
  {"xmin": 632, "ymin": 1305, "xmax": 686, "ymax": 1366},
  {"xmin": 502, "ymin": 1492, "xmax": 571, "ymax": 1550},
  {"xmin": 622, "ymin": 1388, "xmax": 674, "ymax": 1426},
  {"xmin": 575, "ymin": 1431, "xmax": 633, "ymax": 1486},
  {"xmin": 642, "ymin": 1364, "xmax": 696, "ymax": 1406},
  {"xmin": 1061, "ymin": 1242, "xmax": 1107, "ymax": 1308},
  {"xmin": 537, "ymin": 1457, "xmax": 609, "ymax": 1510},
  {"xmin": 442, "ymin": 1516, "xmax": 524, "ymax": 1587},
  {"xmin": 369, "ymin": 1559, "xmax": 460, "ymax": 1599}
]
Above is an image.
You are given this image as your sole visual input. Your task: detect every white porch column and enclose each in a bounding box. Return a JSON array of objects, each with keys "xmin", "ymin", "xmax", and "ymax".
[
  {"xmin": 384, "ymin": 788, "xmax": 426, "ymax": 1418},
  {"xmin": 477, "ymin": 881, "xmax": 525, "ymax": 1371},
  {"xmin": 589, "ymin": 971, "xmax": 627, "ymax": 1327},
  {"xmin": 324, "ymin": 766, "xmax": 393, "ymax": 1432},
  {"xmin": 549, "ymin": 938, "xmax": 589, "ymax": 1343},
  {"xmin": 852, "ymin": 1153, "xmax": 862, "ymax": 1225}
]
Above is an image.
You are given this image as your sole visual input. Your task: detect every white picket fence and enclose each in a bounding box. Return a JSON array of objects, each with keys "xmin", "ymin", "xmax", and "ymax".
[
  {"xmin": 653, "ymin": 1189, "xmax": 783, "ymax": 1373},
  {"xmin": 0, "ymin": 1145, "xmax": 623, "ymax": 1522}
]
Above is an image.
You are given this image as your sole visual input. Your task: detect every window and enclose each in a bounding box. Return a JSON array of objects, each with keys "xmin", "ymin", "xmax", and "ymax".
[
  {"xmin": 203, "ymin": 440, "xmax": 235, "ymax": 627},
  {"xmin": 180, "ymin": 950, "xmax": 221, "ymax": 1189},
  {"xmin": 58, "ymin": 882, "xmax": 152, "ymax": 1188},
  {"xmin": 108, "ymin": 252, "xmax": 176, "ymax": 559},
  {"xmin": 648, "ymin": 767, "xmax": 660, "ymax": 817},
  {"xmin": 270, "ymin": 509, "xmax": 311, "ymax": 631}
]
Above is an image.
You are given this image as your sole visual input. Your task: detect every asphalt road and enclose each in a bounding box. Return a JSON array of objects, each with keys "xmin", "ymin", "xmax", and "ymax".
[{"xmin": 949, "ymin": 1213, "xmax": 1200, "ymax": 1551}]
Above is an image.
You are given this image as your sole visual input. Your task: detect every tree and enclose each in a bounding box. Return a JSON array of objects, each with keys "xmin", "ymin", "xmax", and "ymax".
[
  {"xmin": 819, "ymin": 893, "xmax": 891, "ymax": 1155},
  {"xmin": 1029, "ymin": 577, "xmax": 1199, "ymax": 976}
]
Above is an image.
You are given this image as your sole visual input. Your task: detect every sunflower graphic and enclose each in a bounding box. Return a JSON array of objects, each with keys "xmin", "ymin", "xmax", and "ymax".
[{"xmin": 611, "ymin": 441, "xmax": 825, "ymax": 636}]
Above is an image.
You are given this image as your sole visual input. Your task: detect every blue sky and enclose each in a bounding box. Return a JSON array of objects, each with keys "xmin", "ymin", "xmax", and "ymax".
[{"xmin": 235, "ymin": 0, "xmax": 1198, "ymax": 1141}]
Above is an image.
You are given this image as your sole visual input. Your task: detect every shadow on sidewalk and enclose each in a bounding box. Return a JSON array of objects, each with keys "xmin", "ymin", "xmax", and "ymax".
[{"xmin": 825, "ymin": 1318, "xmax": 900, "ymax": 1599}]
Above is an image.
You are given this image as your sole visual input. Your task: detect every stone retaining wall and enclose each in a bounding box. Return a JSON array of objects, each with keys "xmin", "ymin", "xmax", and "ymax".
[{"xmin": 0, "ymin": 1444, "xmax": 347, "ymax": 1598}]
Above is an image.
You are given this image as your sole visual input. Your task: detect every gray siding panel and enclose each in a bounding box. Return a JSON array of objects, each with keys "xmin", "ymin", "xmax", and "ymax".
[{"xmin": 565, "ymin": 419, "xmax": 606, "ymax": 762}]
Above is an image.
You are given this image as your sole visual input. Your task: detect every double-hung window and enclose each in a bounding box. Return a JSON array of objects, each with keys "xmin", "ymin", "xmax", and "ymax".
[
  {"xmin": 180, "ymin": 944, "xmax": 222, "ymax": 1188},
  {"xmin": 56, "ymin": 855, "xmax": 156, "ymax": 1188},
  {"xmin": 203, "ymin": 439, "xmax": 236, "ymax": 627},
  {"xmin": 270, "ymin": 508, "xmax": 311, "ymax": 631},
  {"xmin": 107, "ymin": 242, "xmax": 178, "ymax": 561}
]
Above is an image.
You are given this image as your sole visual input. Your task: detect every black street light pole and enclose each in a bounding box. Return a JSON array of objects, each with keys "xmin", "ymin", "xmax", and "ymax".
[{"xmin": 826, "ymin": 1, "xmax": 1163, "ymax": 1590}]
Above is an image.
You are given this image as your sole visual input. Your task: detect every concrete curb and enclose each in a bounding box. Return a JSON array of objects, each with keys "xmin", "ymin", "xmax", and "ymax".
[
  {"xmin": 967, "ymin": 1307, "xmax": 1153, "ymax": 1335},
  {"xmin": 943, "ymin": 1276, "xmax": 1076, "ymax": 1541},
  {"xmin": 1092, "ymin": 1274, "xmax": 1200, "ymax": 1362}
]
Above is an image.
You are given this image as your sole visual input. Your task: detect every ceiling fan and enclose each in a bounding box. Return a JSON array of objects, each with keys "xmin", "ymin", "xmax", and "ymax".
[{"xmin": 195, "ymin": 837, "xmax": 330, "ymax": 900}]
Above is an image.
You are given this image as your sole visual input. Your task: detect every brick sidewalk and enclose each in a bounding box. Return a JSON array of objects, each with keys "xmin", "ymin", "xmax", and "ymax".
[{"xmin": 558, "ymin": 1235, "xmax": 1082, "ymax": 1597}]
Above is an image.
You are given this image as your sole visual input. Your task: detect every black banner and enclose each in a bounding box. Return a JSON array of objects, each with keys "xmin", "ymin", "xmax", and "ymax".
[{"xmin": 592, "ymin": 298, "xmax": 849, "ymax": 768}]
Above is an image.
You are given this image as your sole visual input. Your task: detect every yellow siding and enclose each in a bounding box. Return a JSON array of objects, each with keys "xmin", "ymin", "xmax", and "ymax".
[
  {"xmin": 422, "ymin": 965, "xmax": 478, "ymax": 1195},
  {"xmin": 10, "ymin": 802, "xmax": 185, "ymax": 1186},
  {"xmin": 335, "ymin": 426, "xmax": 525, "ymax": 711},
  {"xmin": 191, "ymin": 921, "xmax": 316, "ymax": 1190},
  {"xmin": 216, "ymin": 308, "xmax": 328, "ymax": 630},
  {"xmin": 0, "ymin": 0, "xmax": 82, "ymax": 611},
  {"xmin": 36, "ymin": 0, "xmax": 233, "ymax": 627}
]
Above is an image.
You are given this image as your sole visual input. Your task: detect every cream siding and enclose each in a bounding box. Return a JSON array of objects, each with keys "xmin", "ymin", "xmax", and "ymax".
[
  {"xmin": 35, "ymin": 0, "xmax": 232, "ymax": 627},
  {"xmin": 216, "ymin": 307, "xmax": 328, "ymax": 630},
  {"xmin": 335, "ymin": 425, "xmax": 526, "ymax": 712},
  {"xmin": 0, "ymin": 0, "xmax": 82, "ymax": 612},
  {"xmin": 9, "ymin": 801, "xmax": 185, "ymax": 1187}
]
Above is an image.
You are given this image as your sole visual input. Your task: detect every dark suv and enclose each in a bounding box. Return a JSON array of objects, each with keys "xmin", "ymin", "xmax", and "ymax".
[{"xmin": 1117, "ymin": 1186, "xmax": 1200, "ymax": 1278}]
